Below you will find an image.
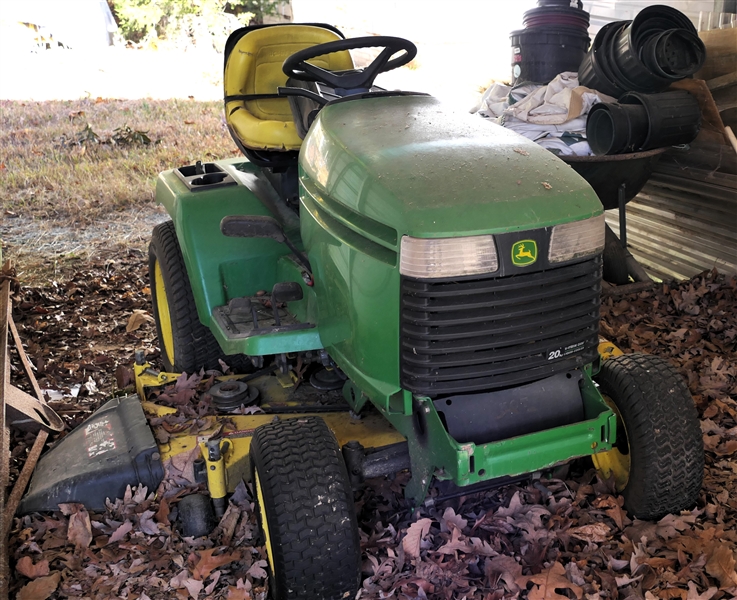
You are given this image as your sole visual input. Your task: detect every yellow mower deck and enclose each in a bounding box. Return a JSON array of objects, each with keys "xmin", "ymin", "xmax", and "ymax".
[
  {"xmin": 135, "ymin": 338, "xmax": 624, "ymax": 498},
  {"xmin": 134, "ymin": 362, "xmax": 405, "ymax": 495}
]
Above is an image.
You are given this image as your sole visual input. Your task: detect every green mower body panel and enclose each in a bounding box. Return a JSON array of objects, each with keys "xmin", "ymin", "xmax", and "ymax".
[
  {"xmin": 299, "ymin": 95, "xmax": 602, "ymax": 406},
  {"xmin": 301, "ymin": 95, "xmax": 601, "ymax": 238},
  {"xmin": 154, "ymin": 94, "xmax": 612, "ymax": 494},
  {"xmin": 155, "ymin": 159, "xmax": 321, "ymax": 355},
  {"xmin": 156, "ymin": 159, "xmax": 293, "ymax": 326}
]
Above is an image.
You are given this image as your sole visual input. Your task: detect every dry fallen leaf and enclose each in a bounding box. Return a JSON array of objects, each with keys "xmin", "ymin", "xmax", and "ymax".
[
  {"xmin": 126, "ymin": 309, "xmax": 154, "ymax": 332},
  {"xmin": 714, "ymin": 439, "xmax": 737, "ymax": 456},
  {"xmin": 440, "ymin": 506, "xmax": 467, "ymax": 533},
  {"xmin": 226, "ymin": 587, "xmax": 251, "ymax": 599},
  {"xmin": 183, "ymin": 578, "xmax": 204, "ymax": 598},
  {"xmin": 139, "ymin": 509, "xmax": 160, "ymax": 535},
  {"xmin": 193, "ymin": 548, "xmax": 240, "ymax": 580},
  {"xmin": 246, "ymin": 559, "xmax": 268, "ymax": 580},
  {"xmin": 435, "ymin": 526, "xmax": 496, "ymax": 556},
  {"xmin": 16, "ymin": 572, "xmax": 61, "ymax": 600},
  {"xmin": 402, "ymin": 518, "xmax": 432, "ymax": 559},
  {"xmin": 59, "ymin": 502, "xmax": 92, "ymax": 549},
  {"xmin": 15, "ymin": 556, "xmax": 50, "ymax": 579},
  {"xmin": 568, "ymin": 522, "xmax": 611, "ymax": 543},
  {"xmin": 517, "ymin": 561, "xmax": 583, "ymax": 600},
  {"xmin": 108, "ymin": 519, "xmax": 133, "ymax": 544},
  {"xmin": 486, "ymin": 555, "xmax": 522, "ymax": 593},
  {"xmin": 687, "ymin": 580, "xmax": 719, "ymax": 600},
  {"xmin": 705, "ymin": 543, "xmax": 737, "ymax": 588}
]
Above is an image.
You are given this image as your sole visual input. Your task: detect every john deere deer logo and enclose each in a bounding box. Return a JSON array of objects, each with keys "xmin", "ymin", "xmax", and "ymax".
[{"xmin": 511, "ymin": 240, "xmax": 537, "ymax": 266}]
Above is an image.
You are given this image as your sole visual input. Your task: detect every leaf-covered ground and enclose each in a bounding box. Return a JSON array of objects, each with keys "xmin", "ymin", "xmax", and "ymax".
[{"xmin": 6, "ymin": 257, "xmax": 737, "ymax": 600}]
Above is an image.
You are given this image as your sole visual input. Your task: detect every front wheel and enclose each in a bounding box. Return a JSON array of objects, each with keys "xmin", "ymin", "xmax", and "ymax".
[
  {"xmin": 592, "ymin": 353, "xmax": 703, "ymax": 520},
  {"xmin": 250, "ymin": 417, "xmax": 361, "ymax": 600}
]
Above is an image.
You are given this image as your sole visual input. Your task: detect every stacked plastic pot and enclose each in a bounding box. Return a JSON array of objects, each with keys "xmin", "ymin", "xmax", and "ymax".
[
  {"xmin": 579, "ymin": 5, "xmax": 705, "ymax": 155},
  {"xmin": 510, "ymin": 0, "xmax": 591, "ymax": 85},
  {"xmin": 587, "ymin": 90, "xmax": 701, "ymax": 155},
  {"xmin": 579, "ymin": 5, "xmax": 705, "ymax": 96}
]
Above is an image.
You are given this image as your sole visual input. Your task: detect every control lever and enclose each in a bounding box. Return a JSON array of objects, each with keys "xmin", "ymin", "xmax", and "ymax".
[
  {"xmin": 220, "ymin": 215, "xmax": 311, "ymax": 274},
  {"xmin": 270, "ymin": 282, "xmax": 303, "ymax": 326}
]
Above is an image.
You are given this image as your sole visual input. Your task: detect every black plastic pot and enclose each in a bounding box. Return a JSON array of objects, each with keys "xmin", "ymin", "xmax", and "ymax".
[
  {"xmin": 523, "ymin": 5, "xmax": 590, "ymax": 29},
  {"xmin": 587, "ymin": 102, "xmax": 649, "ymax": 155},
  {"xmin": 640, "ymin": 29, "xmax": 706, "ymax": 77},
  {"xmin": 578, "ymin": 6, "xmax": 704, "ymax": 96},
  {"xmin": 598, "ymin": 22, "xmax": 648, "ymax": 91},
  {"xmin": 612, "ymin": 23, "xmax": 674, "ymax": 92},
  {"xmin": 538, "ymin": 0, "xmax": 584, "ymax": 8},
  {"xmin": 619, "ymin": 90, "xmax": 701, "ymax": 150},
  {"xmin": 579, "ymin": 22, "xmax": 628, "ymax": 97},
  {"xmin": 511, "ymin": 26, "xmax": 590, "ymax": 84},
  {"xmin": 629, "ymin": 4, "xmax": 696, "ymax": 47}
]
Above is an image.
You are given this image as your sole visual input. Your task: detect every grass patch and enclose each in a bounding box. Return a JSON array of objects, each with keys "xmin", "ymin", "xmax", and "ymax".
[{"xmin": 0, "ymin": 98, "xmax": 239, "ymax": 222}]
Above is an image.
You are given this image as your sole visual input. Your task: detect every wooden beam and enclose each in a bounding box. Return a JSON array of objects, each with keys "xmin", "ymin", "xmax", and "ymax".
[
  {"xmin": 8, "ymin": 318, "xmax": 43, "ymax": 401},
  {"xmin": 0, "ymin": 279, "xmax": 11, "ymax": 600},
  {"xmin": 707, "ymin": 71, "xmax": 737, "ymax": 92},
  {"xmin": 3, "ymin": 430, "xmax": 48, "ymax": 535},
  {"xmin": 725, "ymin": 126, "xmax": 737, "ymax": 156}
]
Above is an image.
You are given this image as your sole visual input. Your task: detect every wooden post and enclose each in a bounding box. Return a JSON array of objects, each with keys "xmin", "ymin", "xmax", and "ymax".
[{"xmin": 0, "ymin": 278, "xmax": 11, "ymax": 599}]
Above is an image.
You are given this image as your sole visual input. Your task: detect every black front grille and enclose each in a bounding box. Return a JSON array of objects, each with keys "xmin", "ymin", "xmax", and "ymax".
[{"xmin": 400, "ymin": 256, "xmax": 602, "ymax": 396}]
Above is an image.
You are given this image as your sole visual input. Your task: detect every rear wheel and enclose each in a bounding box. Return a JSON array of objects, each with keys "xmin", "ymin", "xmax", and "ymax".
[
  {"xmin": 149, "ymin": 220, "xmax": 245, "ymax": 373},
  {"xmin": 592, "ymin": 354, "xmax": 703, "ymax": 519},
  {"xmin": 250, "ymin": 417, "xmax": 361, "ymax": 600}
]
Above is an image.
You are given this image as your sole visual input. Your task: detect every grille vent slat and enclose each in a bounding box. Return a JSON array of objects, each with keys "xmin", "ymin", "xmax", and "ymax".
[{"xmin": 400, "ymin": 257, "xmax": 602, "ymax": 396}]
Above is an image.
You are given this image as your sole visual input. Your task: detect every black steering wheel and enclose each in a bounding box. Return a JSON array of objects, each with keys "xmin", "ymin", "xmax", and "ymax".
[{"xmin": 282, "ymin": 36, "xmax": 417, "ymax": 90}]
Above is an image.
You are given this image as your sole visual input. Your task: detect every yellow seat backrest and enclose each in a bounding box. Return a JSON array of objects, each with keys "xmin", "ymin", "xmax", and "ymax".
[{"xmin": 224, "ymin": 25, "xmax": 354, "ymax": 152}]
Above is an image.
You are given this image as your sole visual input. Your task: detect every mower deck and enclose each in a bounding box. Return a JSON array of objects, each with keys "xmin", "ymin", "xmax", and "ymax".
[{"xmin": 20, "ymin": 352, "xmax": 617, "ymax": 514}]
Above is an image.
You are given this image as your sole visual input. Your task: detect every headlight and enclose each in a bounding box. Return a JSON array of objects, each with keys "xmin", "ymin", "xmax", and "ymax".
[
  {"xmin": 548, "ymin": 214, "xmax": 605, "ymax": 264},
  {"xmin": 400, "ymin": 235, "xmax": 499, "ymax": 279}
]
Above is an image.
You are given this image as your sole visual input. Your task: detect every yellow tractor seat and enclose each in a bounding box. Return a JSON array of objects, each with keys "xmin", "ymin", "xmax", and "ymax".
[{"xmin": 224, "ymin": 24, "xmax": 354, "ymax": 153}]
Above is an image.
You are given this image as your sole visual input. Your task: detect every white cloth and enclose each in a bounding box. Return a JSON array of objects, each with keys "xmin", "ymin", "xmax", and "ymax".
[{"xmin": 475, "ymin": 72, "xmax": 615, "ymax": 156}]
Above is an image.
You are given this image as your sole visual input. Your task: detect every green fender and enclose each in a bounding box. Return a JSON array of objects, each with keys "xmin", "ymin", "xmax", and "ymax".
[{"xmin": 155, "ymin": 158, "xmax": 299, "ymax": 328}]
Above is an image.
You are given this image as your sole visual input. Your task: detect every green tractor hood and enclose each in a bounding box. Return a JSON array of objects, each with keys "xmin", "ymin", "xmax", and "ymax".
[{"xmin": 300, "ymin": 94, "xmax": 602, "ymax": 238}]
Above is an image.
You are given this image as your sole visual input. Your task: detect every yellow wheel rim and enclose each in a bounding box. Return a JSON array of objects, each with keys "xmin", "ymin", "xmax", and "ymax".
[
  {"xmin": 154, "ymin": 259, "xmax": 175, "ymax": 366},
  {"xmin": 592, "ymin": 394, "xmax": 630, "ymax": 491},
  {"xmin": 254, "ymin": 469, "xmax": 276, "ymax": 578}
]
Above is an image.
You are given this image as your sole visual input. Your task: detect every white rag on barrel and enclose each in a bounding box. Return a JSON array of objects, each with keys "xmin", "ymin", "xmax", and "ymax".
[{"xmin": 476, "ymin": 72, "xmax": 615, "ymax": 156}]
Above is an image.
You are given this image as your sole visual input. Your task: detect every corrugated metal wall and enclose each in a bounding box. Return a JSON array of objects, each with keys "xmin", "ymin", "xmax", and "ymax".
[{"xmin": 605, "ymin": 153, "xmax": 737, "ymax": 280}]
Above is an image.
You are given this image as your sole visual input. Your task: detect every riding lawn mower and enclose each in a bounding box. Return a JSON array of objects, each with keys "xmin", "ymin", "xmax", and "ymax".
[{"xmin": 20, "ymin": 23, "xmax": 704, "ymax": 600}]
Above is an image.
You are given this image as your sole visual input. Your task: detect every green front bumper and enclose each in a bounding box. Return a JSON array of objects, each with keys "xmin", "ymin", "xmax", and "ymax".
[{"xmin": 377, "ymin": 370, "xmax": 616, "ymax": 503}]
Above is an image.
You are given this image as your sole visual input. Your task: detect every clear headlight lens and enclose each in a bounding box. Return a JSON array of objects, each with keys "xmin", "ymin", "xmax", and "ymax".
[
  {"xmin": 400, "ymin": 235, "xmax": 499, "ymax": 279},
  {"xmin": 549, "ymin": 214, "xmax": 605, "ymax": 264}
]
